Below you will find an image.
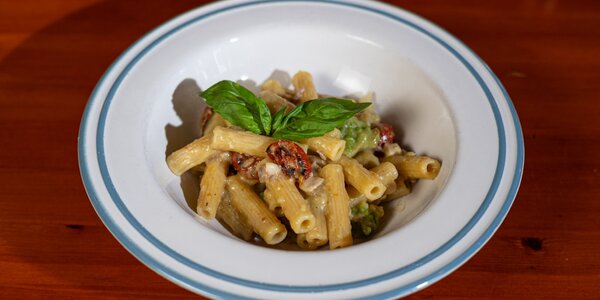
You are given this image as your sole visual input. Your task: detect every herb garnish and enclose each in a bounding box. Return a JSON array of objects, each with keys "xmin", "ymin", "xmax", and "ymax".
[{"xmin": 200, "ymin": 80, "xmax": 370, "ymax": 141}]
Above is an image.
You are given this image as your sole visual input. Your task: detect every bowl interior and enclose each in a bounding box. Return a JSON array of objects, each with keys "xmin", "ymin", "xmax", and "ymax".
[{"xmin": 132, "ymin": 2, "xmax": 457, "ymax": 245}]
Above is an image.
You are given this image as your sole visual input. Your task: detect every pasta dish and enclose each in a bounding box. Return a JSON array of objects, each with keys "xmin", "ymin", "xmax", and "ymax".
[{"xmin": 166, "ymin": 71, "xmax": 441, "ymax": 249}]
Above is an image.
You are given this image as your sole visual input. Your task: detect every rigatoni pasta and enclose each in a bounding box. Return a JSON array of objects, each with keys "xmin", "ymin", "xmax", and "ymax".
[
  {"xmin": 260, "ymin": 162, "xmax": 315, "ymax": 234},
  {"xmin": 370, "ymin": 161, "xmax": 399, "ymax": 195},
  {"xmin": 216, "ymin": 192, "xmax": 254, "ymax": 241},
  {"xmin": 300, "ymin": 134, "xmax": 345, "ymax": 161},
  {"xmin": 197, "ymin": 155, "xmax": 229, "ymax": 219},
  {"xmin": 304, "ymin": 189, "xmax": 329, "ymax": 248},
  {"xmin": 338, "ymin": 155, "xmax": 386, "ymax": 201},
  {"xmin": 166, "ymin": 70, "xmax": 441, "ymax": 250},
  {"xmin": 166, "ymin": 135, "xmax": 215, "ymax": 176},
  {"xmin": 354, "ymin": 149, "xmax": 380, "ymax": 169},
  {"xmin": 320, "ymin": 164, "xmax": 353, "ymax": 249},
  {"xmin": 262, "ymin": 188, "xmax": 284, "ymax": 217},
  {"xmin": 226, "ymin": 175, "xmax": 287, "ymax": 245},
  {"xmin": 211, "ymin": 126, "xmax": 276, "ymax": 157},
  {"xmin": 383, "ymin": 154, "xmax": 441, "ymax": 179},
  {"xmin": 291, "ymin": 71, "xmax": 318, "ymax": 102}
]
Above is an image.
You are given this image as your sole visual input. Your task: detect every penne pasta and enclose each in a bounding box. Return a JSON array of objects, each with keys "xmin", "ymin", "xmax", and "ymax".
[
  {"xmin": 338, "ymin": 155, "xmax": 386, "ymax": 201},
  {"xmin": 166, "ymin": 135, "xmax": 216, "ymax": 176},
  {"xmin": 320, "ymin": 164, "xmax": 353, "ymax": 249},
  {"xmin": 211, "ymin": 126, "xmax": 276, "ymax": 157},
  {"xmin": 226, "ymin": 175, "xmax": 287, "ymax": 245},
  {"xmin": 383, "ymin": 154, "xmax": 441, "ymax": 179}
]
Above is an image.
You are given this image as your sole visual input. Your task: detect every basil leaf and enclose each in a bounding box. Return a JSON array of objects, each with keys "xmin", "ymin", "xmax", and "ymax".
[
  {"xmin": 271, "ymin": 107, "xmax": 287, "ymax": 133},
  {"xmin": 272, "ymin": 98, "xmax": 370, "ymax": 141},
  {"xmin": 200, "ymin": 80, "xmax": 272, "ymax": 135},
  {"xmin": 274, "ymin": 103, "xmax": 304, "ymax": 132}
]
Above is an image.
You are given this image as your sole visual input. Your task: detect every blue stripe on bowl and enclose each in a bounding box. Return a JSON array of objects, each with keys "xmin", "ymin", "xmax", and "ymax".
[{"xmin": 78, "ymin": 0, "xmax": 524, "ymax": 298}]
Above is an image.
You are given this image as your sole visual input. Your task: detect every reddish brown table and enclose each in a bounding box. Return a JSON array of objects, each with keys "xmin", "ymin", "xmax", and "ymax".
[{"xmin": 1, "ymin": 0, "xmax": 598, "ymax": 298}]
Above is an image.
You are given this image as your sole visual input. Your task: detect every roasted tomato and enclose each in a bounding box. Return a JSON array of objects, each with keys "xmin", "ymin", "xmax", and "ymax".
[
  {"xmin": 231, "ymin": 152, "xmax": 260, "ymax": 180},
  {"xmin": 201, "ymin": 107, "xmax": 214, "ymax": 132},
  {"xmin": 266, "ymin": 140, "xmax": 312, "ymax": 184},
  {"xmin": 374, "ymin": 123, "xmax": 395, "ymax": 147}
]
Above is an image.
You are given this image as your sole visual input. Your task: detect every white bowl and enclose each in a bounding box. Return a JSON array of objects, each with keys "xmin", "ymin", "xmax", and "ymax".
[{"xmin": 78, "ymin": 0, "xmax": 524, "ymax": 298}]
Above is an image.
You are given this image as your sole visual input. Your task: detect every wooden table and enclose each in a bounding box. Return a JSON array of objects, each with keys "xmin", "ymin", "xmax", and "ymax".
[{"xmin": 1, "ymin": 0, "xmax": 598, "ymax": 298}]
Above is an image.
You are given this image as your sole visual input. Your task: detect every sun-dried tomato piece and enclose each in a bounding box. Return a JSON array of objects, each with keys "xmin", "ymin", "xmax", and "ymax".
[
  {"xmin": 201, "ymin": 107, "xmax": 214, "ymax": 132},
  {"xmin": 266, "ymin": 140, "xmax": 312, "ymax": 184},
  {"xmin": 374, "ymin": 123, "xmax": 395, "ymax": 147},
  {"xmin": 231, "ymin": 152, "xmax": 260, "ymax": 180}
]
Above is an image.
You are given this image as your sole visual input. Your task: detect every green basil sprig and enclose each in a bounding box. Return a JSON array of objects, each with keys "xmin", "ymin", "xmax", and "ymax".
[{"xmin": 200, "ymin": 80, "xmax": 370, "ymax": 141}]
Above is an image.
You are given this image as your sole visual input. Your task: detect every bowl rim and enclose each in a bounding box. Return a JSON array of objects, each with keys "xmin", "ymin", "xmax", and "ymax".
[{"xmin": 78, "ymin": 0, "xmax": 524, "ymax": 298}]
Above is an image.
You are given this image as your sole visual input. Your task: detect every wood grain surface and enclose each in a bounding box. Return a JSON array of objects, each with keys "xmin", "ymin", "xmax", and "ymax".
[{"xmin": 0, "ymin": 0, "xmax": 598, "ymax": 299}]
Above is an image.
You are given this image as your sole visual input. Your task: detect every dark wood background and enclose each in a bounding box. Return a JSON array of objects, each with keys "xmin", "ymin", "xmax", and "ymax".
[{"xmin": 1, "ymin": 0, "xmax": 598, "ymax": 298}]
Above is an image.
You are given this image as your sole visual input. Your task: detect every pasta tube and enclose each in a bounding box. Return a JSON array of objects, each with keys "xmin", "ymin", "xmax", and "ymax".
[
  {"xmin": 260, "ymin": 90, "xmax": 295, "ymax": 114},
  {"xmin": 166, "ymin": 135, "xmax": 216, "ymax": 176},
  {"xmin": 301, "ymin": 135, "xmax": 346, "ymax": 161},
  {"xmin": 320, "ymin": 164, "xmax": 352, "ymax": 249},
  {"xmin": 197, "ymin": 155, "xmax": 229, "ymax": 219},
  {"xmin": 216, "ymin": 192, "xmax": 254, "ymax": 241},
  {"xmin": 385, "ymin": 176, "xmax": 412, "ymax": 200},
  {"xmin": 354, "ymin": 150, "xmax": 380, "ymax": 169},
  {"xmin": 324, "ymin": 128, "xmax": 342, "ymax": 139},
  {"xmin": 261, "ymin": 162, "xmax": 315, "ymax": 234},
  {"xmin": 203, "ymin": 113, "xmax": 227, "ymax": 136},
  {"xmin": 211, "ymin": 126, "xmax": 276, "ymax": 157},
  {"xmin": 384, "ymin": 154, "xmax": 441, "ymax": 179},
  {"xmin": 263, "ymin": 188, "xmax": 283, "ymax": 217},
  {"xmin": 292, "ymin": 71, "xmax": 318, "ymax": 102},
  {"xmin": 338, "ymin": 155, "xmax": 386, "ymax": 201},
  {"xmin": 347, "ymin": 186, "xmax": 368, "ymax": 208},
  {"xmin": 304, "ymin": 187, "xmax": 328, "ymax": 248},
  {"xmin": 261, "ymin": 79, "xmax": 287, "ymax": 96},
  {"xmin": 370, "ymin": 161, "xmax": 399, "ymax": 195},
  {"xmin": 226, "ymin": 175, "xmax": 287, "ymax": 244},
  {"xmin": 296, "ymin": 234, "xmax": 317, "ymax": 250},
  {"xmin": 356, "ymin": 92, "xmax": 380, "ymax": 124}
]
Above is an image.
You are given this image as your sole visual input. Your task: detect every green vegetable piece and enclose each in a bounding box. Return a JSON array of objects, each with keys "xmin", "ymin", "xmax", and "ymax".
[
  {"xmin": 340, "ymin": 117, "xmax": 381, "ymax": 157},
  {"xmin": 200, "ymin": 80, "xmax": 272, "ymax": 135},
  {"xmin": 270, "ymin": 107, "xmax": 288, "ymax": 134},
  {"xmin": 351, "ymin": 201, "xmax": 384, "ymax": 237},
  {"xmin": 351, "ymin": 200, "xmax": 370, "ymax": 218},
  {"xmin": 272, "ymin": 98, "xmax": 370, "ymax": 141}
]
